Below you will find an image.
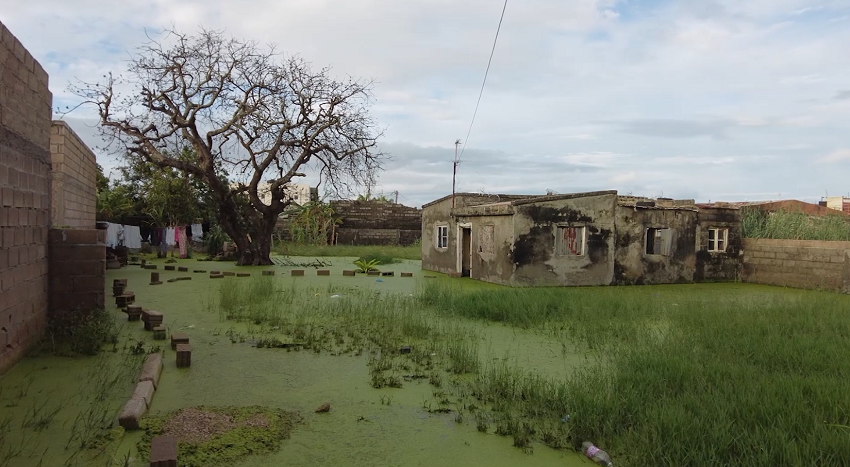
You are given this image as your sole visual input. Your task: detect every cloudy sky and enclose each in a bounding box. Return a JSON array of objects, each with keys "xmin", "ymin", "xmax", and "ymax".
[{"xmin": 2, "ymin": 0, "xmax": 849, "ymax": 207}]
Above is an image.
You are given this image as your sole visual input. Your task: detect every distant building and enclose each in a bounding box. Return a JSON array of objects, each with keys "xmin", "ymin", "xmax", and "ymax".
[
  {"xmin": 421, "ymin": 191, "xmax": 742, "ymax": 286},
  {"xmin": 230, "ymin": 182, "xmax": 318, "ymax": 207},
  {"xmin": 822, "ymin": 196, "xmax": 850, "ymax": 215}
]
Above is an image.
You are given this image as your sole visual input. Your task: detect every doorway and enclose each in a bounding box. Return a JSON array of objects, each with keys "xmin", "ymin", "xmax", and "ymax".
[{"xmin": 459, "ymin": 225, "xmax": 471, "ymax": 277}]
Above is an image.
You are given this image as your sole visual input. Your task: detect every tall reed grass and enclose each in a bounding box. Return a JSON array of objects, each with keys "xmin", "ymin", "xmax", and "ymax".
[
  {"xmin": 273, "ymin": 242, "xmax": 421, "ymax": 260},
  {"xmin": 742, "ymin": 207, "xmax": 850, "ymax": 240}
]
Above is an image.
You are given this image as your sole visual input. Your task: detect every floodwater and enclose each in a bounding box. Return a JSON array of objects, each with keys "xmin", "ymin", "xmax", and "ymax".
[{"xmin": 0, "ymin": 257, "xmax": 590, "ymax": 467}]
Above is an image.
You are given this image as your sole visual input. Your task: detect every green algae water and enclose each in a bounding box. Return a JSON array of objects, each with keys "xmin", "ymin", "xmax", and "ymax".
[{"xmin": 0, "ymin": 257, "xmax": 589, "ymax": 467}]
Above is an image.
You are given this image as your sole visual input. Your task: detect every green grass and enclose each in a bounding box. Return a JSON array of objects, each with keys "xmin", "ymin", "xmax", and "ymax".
[
  {"xmin": 273, "ymin": 242, "xmax": 421, "ymax": 260},
  {"xmin": 422, "ymin": 282, "xmax": 850, "ymax": 467},
  {"xmin": 742, "ymin": 207, "xmax": 850, "ymax": 240},
  {"xmin": 211, "ymin": 275, "xmax": 850, "ymax": 466}
]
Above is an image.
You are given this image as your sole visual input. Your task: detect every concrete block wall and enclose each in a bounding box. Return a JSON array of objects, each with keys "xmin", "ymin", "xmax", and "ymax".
[
  {"xmin": 742, "ymin": 238, "xmax": 850, "ymax": 293},
  {"xmin": 50, "ymin": 121, "xmax": 97, "ymax": 228},
  {"xmin": 335, "ymin": 228, "xmax": 421, "ymax": 246},
  {"xmin": 330, "ymin": 200, "xmax": 422, "ymax": 246},
  {"xmin": 0, "ymin": 20, "xmax": 53, "ymax": 374},
  {"xmin": 48, "ymin": 229, "xmax": 106, "ymax": 316}
]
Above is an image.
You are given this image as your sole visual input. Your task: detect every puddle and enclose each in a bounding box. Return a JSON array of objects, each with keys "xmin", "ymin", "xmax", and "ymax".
[{"xmin": 1, "ymin": 257, "xmax": 589, "ymax": 466}]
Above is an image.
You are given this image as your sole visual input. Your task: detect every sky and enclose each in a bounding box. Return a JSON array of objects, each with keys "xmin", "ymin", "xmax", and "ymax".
[{"xmin": 2, "ymin": 0, "xmax": 849, "ymax": 207}]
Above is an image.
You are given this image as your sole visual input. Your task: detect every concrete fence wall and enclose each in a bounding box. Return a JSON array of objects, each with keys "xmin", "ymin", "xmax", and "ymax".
[
  {"xmin": 742, "ymin": 238, "xmax": 850, "ymax": 293},
  {"xmin": 48, "ymin": 229, "xmax": 106, "ymax": 316},
  {"xmin": 0, "ymin": 20, "xmax": 53, "ymax": 374},
  {"xmin": 50, "ymin": 121, "xmax": 97, "ymax": 228}
]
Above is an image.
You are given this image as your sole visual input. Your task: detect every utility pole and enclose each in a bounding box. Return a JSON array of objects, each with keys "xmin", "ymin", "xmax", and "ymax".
[
  {"xmin": 452, "ymin": 139, "xmax": 461, "ymax": 208},
  {"xmin": 393, "ymin": 190, "xmax": 399, "ymax": 204}
]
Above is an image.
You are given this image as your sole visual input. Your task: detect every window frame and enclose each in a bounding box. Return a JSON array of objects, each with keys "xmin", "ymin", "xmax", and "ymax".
[
  {"xmin": 436, "ymin": 225, "xmax": 449, "ymax": 249},
  {"xmin": 707, "ymin": 227, "xmax": 728, "ymax": 253},
  {"xmin": 554, "ymin": 225, "xmax": 586, "ymax": 257},
  {"xmin": 645, "ymin": 227, "xmax": 672, "ymax": 256}
]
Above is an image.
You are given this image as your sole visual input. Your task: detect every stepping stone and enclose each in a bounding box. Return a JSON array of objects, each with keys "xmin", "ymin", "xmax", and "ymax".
[
  {"xmin": 153, "ymin": 325, "xmax": 167, "ymax": 340},
  {"xmin": 144, "ymin": 264, "xmax": 158, "ymax": 270},
  {"xmin": 291, "ymin": 270, "xmax": 304, "ymax": 276},
  {"xmin": 177, "ymin": 276, "xmax": 191, "ymax": 281},
  {"xmin": 193, "ymin": 269, "xmax": 206, "ymax": 273},
  {"xmin": 381, "ymin": 271, "xmax": 394, "ymax": 276},
  {"xmin": 401, "ymin": 272, "xmax": 413, "ymax": 277},
  {"xmin": 118, "ymin": 398, "xmax": 147, "ymax": 430},
  {"xmin": 132, "ymin": 380, "xmax": 155, "ymax": 408},
  {"xmin": 139, "ymin": 353, "xmax": 163, "ymax": 388},
  {"xmin": 116, "ymin": 293, "xmax": 135, "ymax": 308},
  {"xmin": 171, "ymin": 332, "xmax": 189, "ymax": 350},
  {"xmin": 210, "ymin": 274, "xmax": 224, "ymax": 279},
  {"xmin": 178, "ymin": 266, "xmax": 188, "ymax": 272},
  {"xmin": 223, "ymin": 271, "xmax": 235, "ymax": 277},
  {"xmin": 237, "ymin": 273, "xmax": 251, "ymax": 277},
  {"xmin": 262, "ymin": 270, "xmax": 275, "ymax": 276},
  {"xmin": 167, "ymin": 278, "xmax": 180, "ymax": 283},
  {"xmin": 343, "ymin": 270, "xmax": 356, "ymax": 277},
  {"xmin": 150, "ymin": 272, "xmax": 162, "ymax": 285},
  {"xmin": 399, "ymin": 345, "xmax": 412, "ymax": 354},
  {"xmin": 210, "ymin": 270, "xmax": 221, "ymax": 275},
  {"xmin": 164, "ymin": 265, "xmax": 176, "ymax": 271},
  {"xmin": 317, "ymin": 269, "xmax": 330, "ymax": 276},
  {"xmin": 150, "ymin": 435, "xmax": 178, "ymax": 467},
  {"xmin": 367, "ymin": 271, "xmax": 380, "ymax": 276},
  {"xmin": 126, "ymin": 305, "xmax": 143, "ymax": 322},
  {"xmin": 424, "ymin": 275, "xmax": 437, "ymax": 279},
  {"xmin": 142, "ymin": 310, "xmax": 163, "ymax": 331},
  {"xmin": 176, "ymin": 344, "xmax": 192, "ymax": 368}
]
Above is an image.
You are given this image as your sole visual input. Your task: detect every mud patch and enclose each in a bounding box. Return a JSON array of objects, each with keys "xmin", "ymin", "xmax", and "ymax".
[{"xmin": 139, "ymin": 406, "xmax": 302, "ymax": 467}]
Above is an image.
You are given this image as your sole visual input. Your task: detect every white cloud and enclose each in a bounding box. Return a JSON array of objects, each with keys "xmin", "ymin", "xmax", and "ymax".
[
  {"xmin": 819, "ymin": 148, "xmax": 850, "ymax": 163},
  {"xmin": 1, "ymin": 0, "xmax": 848, "ymax": 207}
]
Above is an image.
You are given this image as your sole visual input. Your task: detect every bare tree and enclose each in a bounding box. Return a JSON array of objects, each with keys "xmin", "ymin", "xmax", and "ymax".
[{"xmin": 73, "ymin": 28, "xmax": 385, "ymax": 265}]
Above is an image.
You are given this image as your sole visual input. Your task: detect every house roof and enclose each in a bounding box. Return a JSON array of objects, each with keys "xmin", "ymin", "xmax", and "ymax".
[{"xmin": 421, "ymin": 192, "xmax": 536, "ymax": 209}]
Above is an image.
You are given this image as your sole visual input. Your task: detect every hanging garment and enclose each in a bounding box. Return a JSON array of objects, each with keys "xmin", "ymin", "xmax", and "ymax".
[
  {"xmin": 192, "ymin": 223, "xmax": 204, "ymax": 241},
  {"xmin": 140, "ymin": 225, "xmax": 151, "ymax": 243},
  {"xmin": 165, "ymin": 227, "xmax": 176, "ymax": 246},
  {"xmin": 105, "ymin": 223, "xmax": 120, "ymax": 248},
  {"xmin": 150, "ymin": 227, "xmax": 161, "ymax": 247},
  {"xmin": 123, "ymin": 225, "xmax": 142, "ymax": 249},
  {"xmin": 160, "ymin": 228, "xmax": 168, "ymax": 255},
  {"xmin": 178, "ymin": 226, "xmax": 188, "ymax": 258}
]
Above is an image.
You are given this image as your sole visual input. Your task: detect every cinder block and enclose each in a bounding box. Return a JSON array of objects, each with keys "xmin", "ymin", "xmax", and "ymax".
[
  {"xmin": 164, "ymin": 265, "xmax": 175, "ymax": 271},
  {"xmin": 170, "ymin": 332, "xmax": 189, "ymax": 350},
  {"xmin": 138, "ymin": 353, "xmax": 163, "ymax": 388},
  {"xmin": 118, "ymin": 398, "xmax": 147, "ymax": 430},
  {"xmin": 291, "ymin": 270, "xmax": 304, "ymax": 276},
  {"xmin": 236, "ymin": 273, "xmax": 250, "ymax": 277},
  {"xmin": 342, "ymin": 270, "xmax": 356, "ymax": 276},
  {"xmin": 176, "ymin": 344, "xmax": 191, "ymax": 368},
  {"xmin": 223, "ymin": 271, "xmax": 235, "ymax": 277},
  {"xmin": 401, "ymin": 272, "xmax": 413, "ymax": 277},
  {"xmin": 150, "ymin": 435, "xmax": 178, "ymax": 467},
  {"xmin": 262, "ymin": 270, "xmax": 275, "ymax": 276},
  {"xmin": 132, "ymin": 380, "xmax": 155, "ymax": 408}
]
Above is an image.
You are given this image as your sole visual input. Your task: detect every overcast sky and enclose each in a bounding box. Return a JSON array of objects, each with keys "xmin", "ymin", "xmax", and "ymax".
[{"xmin": 2, "ymin": 0, "xmax": 849, "ymax": 207}]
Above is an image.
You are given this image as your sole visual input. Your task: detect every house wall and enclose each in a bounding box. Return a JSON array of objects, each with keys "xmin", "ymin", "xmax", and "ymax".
[
  {"xmin": 467, "ymin": 214, "xmax": 515, "ymax": 285},
  {"xmin": 0, "ymin": 21, "xmax": 52, "ymax": 374},
  {"xmin": 48, "ymin": 229, "xmax": 106, "ymax": 316},
  {"xmin": 695, "ymin": 207, "xmax": 742, "ymax": 282},
  {"xmin": 50, "ymin": 121, "xmax": 97, "ymax": 229},
  {"xmin": 421, "ymin": 197, "xmax": 459, "ymax": 275},
  {"xmin": 613, "ymin": 206, "xmax": 697, "ymax": 284},
  {"xmin": 510, "ymin": 193, "xmax": 617, "ymax": 286},
  {"xmin": 742, "ymin": 238, "xmax": 850, "ymax": 292}
]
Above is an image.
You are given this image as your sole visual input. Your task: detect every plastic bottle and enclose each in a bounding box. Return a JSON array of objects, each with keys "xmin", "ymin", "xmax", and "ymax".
[{"xmin": 581, "ymin": 441, "xmax": 614, "ymax": 467}]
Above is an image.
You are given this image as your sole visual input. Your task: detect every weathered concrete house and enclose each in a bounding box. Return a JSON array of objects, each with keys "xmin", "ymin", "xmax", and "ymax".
[{"xmin": 421, "ymin": 191, "xmax": 741, "ymax": 286}]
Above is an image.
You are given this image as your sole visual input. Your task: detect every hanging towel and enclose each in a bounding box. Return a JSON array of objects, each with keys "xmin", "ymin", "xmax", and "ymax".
[{"xmin": 123, "ymin": 225, "xmax": 142, "ymax": 249}]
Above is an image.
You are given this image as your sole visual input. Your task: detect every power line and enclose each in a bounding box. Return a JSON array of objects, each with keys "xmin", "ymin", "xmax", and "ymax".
[{"xmin": 458, "ymin": 0, "xmax": 509, "ymax": 162}]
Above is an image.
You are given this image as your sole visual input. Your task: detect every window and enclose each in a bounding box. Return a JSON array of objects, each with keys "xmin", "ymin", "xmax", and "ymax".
[
  {"xmin": 555, "ymin": 226, "xmax": 585, "ymax": 256},
  {"xmin": 436, "ymin": 225, "xmax": 448, "ymax": 249},
  {"xmin": 645, "ymin": 228, "xmax": 672, "ymax": 256},
  {"xmin": 707, "ymin": 228, "xmax": 728, "ymax": 252}
]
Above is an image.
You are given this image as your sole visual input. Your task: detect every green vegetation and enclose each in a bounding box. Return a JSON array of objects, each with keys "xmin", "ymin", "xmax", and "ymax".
[
  {"xmin": 288, "ymin": 202, "xmax": 340, "ymax": 246},
  {"xmin": 212, "ymin": 277, "xmax": 850, "ymax": 466},
  {"xmin": 41, "ymin": 308, "xmax": 120, "ymax": 356},
  {"xmin": 354, "ymin": 258, "xmax": 381, "ymax": 273},
  {"xmin": 274, "ymin": 242, "xmax": 421, "ymax": 260},
  {"xmin": 139, "ymin": 406, "xmax": 302, "ymax": 467},
  {"xmin": 742, "ymin": 207, "xmax": 850, "ymax": 241}
]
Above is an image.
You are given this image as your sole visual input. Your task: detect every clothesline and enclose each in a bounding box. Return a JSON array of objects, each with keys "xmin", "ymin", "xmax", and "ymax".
[{"xmin": 104, "ymin": 223, "xmax": 204, "ymax": 249}]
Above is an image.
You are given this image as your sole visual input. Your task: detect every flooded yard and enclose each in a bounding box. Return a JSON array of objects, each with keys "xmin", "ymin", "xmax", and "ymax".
[{"xmin": 2, "ymin": 256, "xmax": 850, "ymax": 467}]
